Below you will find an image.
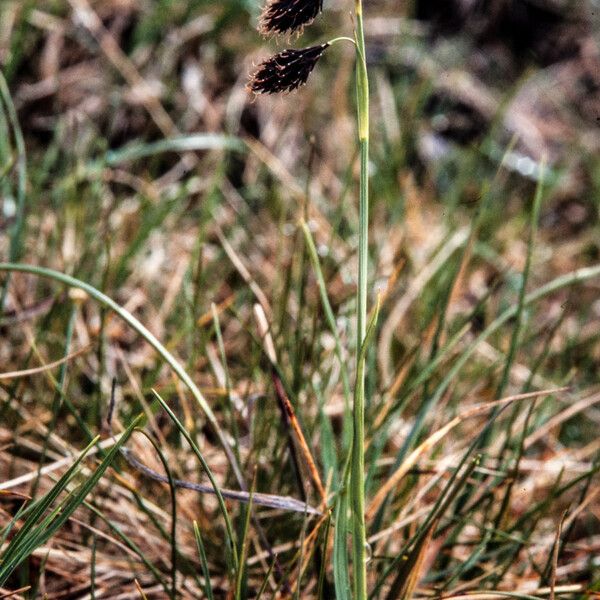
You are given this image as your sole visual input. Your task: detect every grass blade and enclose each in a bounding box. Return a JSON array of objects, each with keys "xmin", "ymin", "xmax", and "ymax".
[
  {"xmin": 235, "ymin": 471, "xmax": 255, "ymax": 600},
  {"xmin": 103, "ymin": 134, "xmax": 245, "ymax": 165},
  {"xmin": 132, "ymin": 429, "xmax": 178, "ymax": 600},
  {"xmin": 0, "ymin": 70, "xmax": 27, "ymax": 312},
  {"xmin": 194, "ymin": 521, "xmax": 215, "ymax": 600},
  {"xmin": 151, "ymin": 389, "xmax": 239, "ymax": 576}
]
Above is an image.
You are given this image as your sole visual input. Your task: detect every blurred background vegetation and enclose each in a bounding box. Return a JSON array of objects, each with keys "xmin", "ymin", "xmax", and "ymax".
[{"xmin": 1, "ymin": 0, "xmax": 599, "ymax": 598}]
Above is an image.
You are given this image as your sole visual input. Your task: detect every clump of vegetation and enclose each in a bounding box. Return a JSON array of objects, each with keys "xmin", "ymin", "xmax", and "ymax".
[{"xmin": 0, "ymin": 1, "xmax": 599, "ymax": 598}]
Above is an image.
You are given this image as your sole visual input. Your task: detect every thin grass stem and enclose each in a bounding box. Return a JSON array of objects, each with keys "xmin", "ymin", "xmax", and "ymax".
[
  {"xmin": 351, "ymin": 0, "xmax": 370, "ymax": 596},
  {"xmin": 133, "ymin": 429, "xmax": 178, "ymax": 600}
]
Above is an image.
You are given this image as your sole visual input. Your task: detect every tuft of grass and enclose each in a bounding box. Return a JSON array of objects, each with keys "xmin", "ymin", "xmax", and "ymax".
[{"xmin": 0, "ymin": 415, "xmax": 141, "ymax": 586}]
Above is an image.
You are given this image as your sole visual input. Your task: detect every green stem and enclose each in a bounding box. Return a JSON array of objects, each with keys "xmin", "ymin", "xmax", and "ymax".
[{"xmin": 352, "ymin": 0, "xmax": 370, "ymax": 597}]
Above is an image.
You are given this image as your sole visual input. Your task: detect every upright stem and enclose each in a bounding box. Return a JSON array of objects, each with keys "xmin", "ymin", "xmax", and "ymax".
[{"xmin": 352, "ymin": 0, "xmax": 370, "ymax": 597}]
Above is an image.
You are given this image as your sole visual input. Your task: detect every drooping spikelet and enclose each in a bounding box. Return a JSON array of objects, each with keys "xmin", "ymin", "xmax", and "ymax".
[
  {"xmin": 259, "ymin": 0, "xmax": 324, "ymax": 36},
  {"xmin": 248, "ymin": 44, "xmax": 329, "ymax": 94}
]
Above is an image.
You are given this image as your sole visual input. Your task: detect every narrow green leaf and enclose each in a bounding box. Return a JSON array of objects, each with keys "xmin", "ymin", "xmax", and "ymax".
[
  {"xmin": 133, "ymin": 429, "xmax": 178, "ymax": 600},
  {"xmin": 151, "ymin": 389, "xmax": 239, "ymax": 576},
  {"xmin": 194, "ymin": 521, "xmax": 215, "ymax": 600},
  {"xmin": 235, "ymin": 472, "xmax": 255, "ymax": 600},
  {"xmin": 0, "ymin": 70, "xmax": 27, "ymax": 312},
  {"xmin": 104, "ymin": 134, "xmax": 245, "ymax": 166}
]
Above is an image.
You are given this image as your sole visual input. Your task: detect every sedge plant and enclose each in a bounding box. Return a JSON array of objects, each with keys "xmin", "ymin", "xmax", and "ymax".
[{"xmin": 249, "ymin": 0, "xmax": 371, "ymax": 596}]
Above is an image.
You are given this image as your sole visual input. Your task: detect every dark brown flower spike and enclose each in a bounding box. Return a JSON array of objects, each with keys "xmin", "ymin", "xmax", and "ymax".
[
  {"xmin": 248, "ymin": 44, "xmax": 329, "ymax": 94},
  {"xmin": 259, "ymin": 0, "xmax": 324, "ymax": 36}
]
